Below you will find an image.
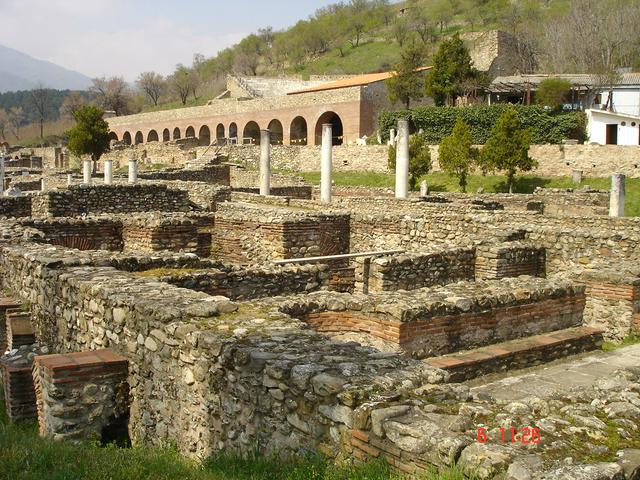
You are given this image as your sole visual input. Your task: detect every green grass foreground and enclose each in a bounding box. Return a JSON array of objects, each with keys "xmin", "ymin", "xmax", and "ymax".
[
  {"xmin": 297, "ymin": 172, "xmax": 640, "ymax": 217},
  {"xmin": 0, "ymin": 391, "xmax": 472, "ymax": 480}
]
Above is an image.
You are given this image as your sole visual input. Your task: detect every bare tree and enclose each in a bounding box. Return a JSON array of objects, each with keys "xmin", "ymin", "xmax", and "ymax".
[
  {"xmin": 29, "ymin": 83, "xmax": 53, "ymax": 139},
  {"xmin": 390, "ymin": 17, "xmax": 411, "ymax": 47},
  {"xmin": 136, "ymin": 72, "xmax": 165, "ymax": 106},
  {"xmin": 59, "ymin": 92, "xmax": 89, "ymax": 120},
  {"xmin": 169, "ymin": 65, "xmax": 192, "ymax": 105},
  {"xmin": 90, "ymin": 76, "xmax": 131, "ymax": 116},
  {"xmin": 8, "ymin": 107, "xmax": 25, "ymax": 141}
]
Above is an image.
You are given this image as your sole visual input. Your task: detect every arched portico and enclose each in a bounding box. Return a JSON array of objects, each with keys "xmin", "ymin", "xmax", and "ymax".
[
  {"xmin": 162, "ymin": 128, "xmax": 170, "ymax": 142},
  {"xmin": 185, "ymin": 126, "xmax": 195, "ymax": 138},
  {"xmin": 199, "ymin": 125, "xmax": 211, "ymax": 146},
  {"xmin": 267, "ymin": 119, "xmax": 284, "ymax": 145},
  {"xmin": 242, "ymin": 121, "xmax": 261, "ymax": 145},
  {"xmin": 314, "ymin": 112, "xmax": 344, "ymax": 146},
  {"xmin": 290, "ymin": 116, "xmax": 308, "ymax": 145},
  {"xmin": 135, "ymin": 131, "xmax": 144, "ymax": 145},
  {"xmin": 173, "ymin": 127, "xmax": 181, "ymax": 140},
  {"xmin": 147, "ymin": 130, "xmax": 159, "ymax": 142}
]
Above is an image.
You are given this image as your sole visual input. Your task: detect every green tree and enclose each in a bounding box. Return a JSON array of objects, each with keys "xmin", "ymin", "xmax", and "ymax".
[
  {"xmin": 438, "ymin": 118, "xmax": 478, "ymax": 192},
  {"xmin": 388, "ymin": 134, "xmax": 432, "ymax": 190},
  {"xmin": 386, "ymin": 42, "xmax": 426, "ymax": 109},
  {"xmin": 66, "ymin": 105, "xmax": 110, "ymax": 173},
  {"xmin": 425, "ymin": 33, "xmax": 478, "ymax": 106},
  {"xmin": 536, "ymin": 78, "xmax": 572, "ymax": 110},
  {"xmin": 478, "ymin": 107, "xmax": 536, "ymax": 193}
]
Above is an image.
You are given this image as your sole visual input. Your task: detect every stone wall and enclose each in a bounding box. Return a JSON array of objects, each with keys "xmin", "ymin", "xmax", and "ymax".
[
  {"xmin": 356, "ymin": 249, "xmax": 476, "ymax": 293},
  {"xmin": 20, "ymin": 218, "xmax": 124, "ymax": 251},
  {"xmin": 138, "ymin": 165, "xmax": 231, "ymax": 186},
  {"xmin": 0, "ymin": 196, "xmax": 32, "ymax": 218},
  {"xmin": 475, "ymin": 243, "xmax": 546, "ymax": 280},
  {"xmin": 158, "ymin": 263, "xmax": 331, "ymax": 301},
  {"xmin": 213, "ymin": 204, "xmax": 350, "ymax": 264},
  {"xmin": 31, "ymin": 185, "xmax": 191, "ymax": 217},
  {"xmin": 0, "ymin": 243, "xmax": 443, "ymax": 458}
]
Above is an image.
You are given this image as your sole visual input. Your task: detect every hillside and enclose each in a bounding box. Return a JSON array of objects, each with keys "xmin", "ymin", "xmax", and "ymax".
[{"xmin": 0, "ymin": 44, "xmax": 92, "ymax": 93}]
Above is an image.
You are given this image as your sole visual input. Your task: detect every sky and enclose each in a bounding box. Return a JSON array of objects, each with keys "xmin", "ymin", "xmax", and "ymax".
[{"xmin": 0, "ymin": 0, "xmax": 341, "ymax": 80}]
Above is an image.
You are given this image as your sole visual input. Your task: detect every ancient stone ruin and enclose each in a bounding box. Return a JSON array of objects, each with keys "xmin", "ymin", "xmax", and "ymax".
[{"xmin": 1, "ymin": 150, "xmax": 640, "ymax": 479}]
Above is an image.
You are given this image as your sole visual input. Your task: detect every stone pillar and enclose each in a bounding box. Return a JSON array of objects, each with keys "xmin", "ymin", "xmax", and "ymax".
[
  {"xmin": 420, "ymin": 180, "xmax": 429, "ymax": 197},
  {"xmin": 609, "ymin": 173, "xmax": 625, "ymax": 217},
  {"xmin": 572, "ymin": 169, "xmax": 583, "ymax": 185},
  {"xmin": 128, "ymin": 159, "xmax": 138, "ymax": 184},
  {"xmin": 40, "ymin": 178, "xmax": 45, "ymax": 191},
  {"xmin": 0, "ymin": 156, "xmax": 5, "ymax": 195},
  {"xmin": 67, "ymin": 174, "xmax": 73, "ymax": 186},
  {"xmin": 395, "ymin": 119, "xmax": 409, "ymax": 200},
  {"xmin": 389, "ymin": 128, "xmax": 396, "ymax": 146},
  {"xmin": 259, "ymin": 129, "xmax": 271, "ymax": 196},
  {"xmin": 82, "ymin": 159, "xmax": 92, "ymax": 185},
  {"xmin": 104, "ymin": 160, "xmax": 113, "ymax": 185},
  {"xmin": 320, "ymin": 123, "xmax": 333, "ymax": 204}
]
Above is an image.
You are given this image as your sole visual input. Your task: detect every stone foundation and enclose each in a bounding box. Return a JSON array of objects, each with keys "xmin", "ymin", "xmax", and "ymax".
[
  {"xmin": 33, "ymin": 349, "xmax": 129, "ymax": 441},
  {"xmin": 0, "ymin": 197, "xmax": 32, "ymax": 218},
  {"xmin": 475, "ymin": 243, "xmax": 546, "ymax": 280}
]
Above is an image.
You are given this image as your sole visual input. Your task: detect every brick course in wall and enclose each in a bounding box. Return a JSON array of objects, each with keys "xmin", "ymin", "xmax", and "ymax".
[{"xmin": 475, "ymin": 243, "xmax": 546, "ymax": 280}]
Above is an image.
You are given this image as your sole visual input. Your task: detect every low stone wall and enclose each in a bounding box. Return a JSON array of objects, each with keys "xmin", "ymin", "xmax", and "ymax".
[
  {"xmin": 356, "ymin": 249, "xmax": 476, "ymax": 293},
  {"xmin": 158, "ymin": 263, "xmax": 331, "ymax": 301},
  {"xmin": 31, "ymin": 185, "xmax": 191, "ymax": 217},
  {"xmin": 121, "ymin": 215, "xmax": 210, "ymax": 256},
  {"xmin": 475, "ymin": 243, "xmax": 546, "ymax": 280},
  {"xmin": 577, "ymin": 269, "xmax": 640, "ymax": 341},
  {"xmin": 20, "ymin": 217, "xmax": 124, "ymax": 251},
  {"xmin": 0, "ymin": 196, "xmax": 32, "ymax": 218},
  {"xmin": 138, "ymin": 165, "xmax": 231, "ymax": 186},
  {"xmin": 213, "ymin": 203, "xmax": 350, "ymax": 264},
  {"xmin": 232, "ymin": 186, "xmax": 313, "ymax": 199},
  {"xmin": 278, "ymin": 277, "xmax": 585, "ymax": 358}
]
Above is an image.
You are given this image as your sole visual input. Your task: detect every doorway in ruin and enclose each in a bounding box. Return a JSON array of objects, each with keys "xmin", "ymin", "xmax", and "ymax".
[
  {"xmin": 162, "ymin": 129, "xmax": 170, "ymax": 142},
  {"xmin": 185, "ymin": 126, "xmax": 195, "ymax": 138},
  {"xmin": 147, "ymin": 130, "xmax": 159, "ymax": 142},
  {"xmin": 122, "ymin": 132, "xmax": 132, "ymax": 145},
  {"xmin": 267, "ymin": 119, "xmax": 284, "ymax": 145},
  {"xmin": 173, "ymin": 127, "xmax": 181, "ymax": 140},
  {"xmin": 290, "ymin": 116, "xmax": 308, "ymax": 145},
  {"xmin": 229, "ymin": 123, "xmax": 238, "ymax": 142},
  {"xmin": 109, "ymin": 132, "xmax": 118, "ymax": 142},
  {"xmin": 242, "ymin": 121, "xmax": 261, "ymax": 145},
  {"xmin": 314, "ymin": 112, "xmax": 344, "ymax": 146},
  {"xmin": 134, "ymin": 131, "xmax": 144, "ymax": 145},
  {"xmin": 216, "ymin": 124, "xmax": 225, "ymax": 144},
  {"xmin": 199, "ymin": 125, "xmax": 211, "ymax": 146}
]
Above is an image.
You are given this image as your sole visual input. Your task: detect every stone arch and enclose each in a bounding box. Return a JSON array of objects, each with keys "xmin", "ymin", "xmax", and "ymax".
[
  {"xmin": 122, "ymin": 132, "xmax": 132, "ymax": 145},
  {"xmin": 242, "ymin": 121, "xmax": 261, "ymax": 145},
  {"xmin": 173, "ymin": 127, "xmax": 181, "ymax": 140},
  {"xmin": 109, "ymin": 132, "xmax": 118, "ymax": 141},
  {"xmin": 229, "ymin": 123, "xmax": 238, "ymax": 142},
  {"xmin": 267, "ymin": 119, "xmax": 284, "ymax": 145},
  {"xmin": 162, "ymin": 128, "xmax": 170, "ymax": 142},
  {"xmin": 290, "ymin": 116, "xmax": 308, "ymax": 145},
  {"xmin": 198, "ymin": 125, "xmax": 211, "ymax": 146},
  {"xmin": 185, "ymin": 126, "xmax": 195, "ymax": 138},
  {"xmin": 135, "ymin": 131, "xmax": 144, "ymax": 145},
  {"xmin": 315, "ymin": 111, "xmax": 343, "ymax": 146},
  {"xmin": 147, "ymin": 130, "xmax": 159, "ymax": 142},
  {"xmin": 216, "ymin": 124, "xmax": 225, "ymax": 144}
]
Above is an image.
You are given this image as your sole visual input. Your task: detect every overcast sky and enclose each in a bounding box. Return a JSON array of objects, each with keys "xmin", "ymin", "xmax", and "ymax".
[{"xmin": 0, "ymin": 0, "xmax": 341, "ymax": 80}]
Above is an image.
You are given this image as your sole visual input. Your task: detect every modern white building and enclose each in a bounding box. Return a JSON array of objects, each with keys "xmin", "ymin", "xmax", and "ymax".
[{"xmin": 586, "ymin": 109, "xmax": 640, "ymax": 146}]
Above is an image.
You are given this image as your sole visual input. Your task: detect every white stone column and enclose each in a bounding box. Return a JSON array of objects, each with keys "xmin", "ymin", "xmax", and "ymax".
[
  {"xmin": 389, "ymin": 128, "xmax": 396, "ymax": 146},
  {"xmin": 0, "ymin": 156, "xmax": 5, "ymax": 195},
  {"xmin": 40, "ymin": 178, "xmax": 45, "ymax": 191},
  {"xmin": 104, "ymin": 160, "xmax": 113, "ymax": 185},
  {"xmin": 67, "ymin": 174, "xmax": 72, "ymax": 186},
  {"xmin": 320, "ymin": 123, "xmax": 333, "ymax": 204},
  {"xmin": 128, "ymin": 159, "xmax": 138, "ymax": 184},
  {"xmin": 259, "ymin": 129, "xmax": 271, "ymax": 196},
  {"xmin": 395, "ymin": 119, "xmax": 409, "ymax": 200},
  {"xmin": 609, "ymin": 173, "xmax": 625, "ymax": 217},
  {"xmin": 82, "ymin": 159, "xmax": 92, "ymax": 185}
]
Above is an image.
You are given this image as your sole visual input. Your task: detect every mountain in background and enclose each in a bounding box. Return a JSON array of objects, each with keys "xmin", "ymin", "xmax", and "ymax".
[{"xmin": 0, "ymin": 44, "xmax": 92, "ymax": 93}]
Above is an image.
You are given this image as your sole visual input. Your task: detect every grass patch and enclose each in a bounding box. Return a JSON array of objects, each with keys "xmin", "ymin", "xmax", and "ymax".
[
  {"xmin": 297, "ymin": 171, "xmax": 640, "ymax": 217},
  {"xmin": 602, "ymin": 335, "xmax": 640, "ymax": 352}
]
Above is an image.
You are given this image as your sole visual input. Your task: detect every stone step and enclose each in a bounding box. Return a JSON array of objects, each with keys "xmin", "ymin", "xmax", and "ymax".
[{"xmin": 425, "ymin": 326, "xmax": 604, "ymax": 382}]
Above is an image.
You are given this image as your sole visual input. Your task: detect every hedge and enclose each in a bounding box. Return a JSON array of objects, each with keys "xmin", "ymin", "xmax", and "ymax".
[{"xmin": 378, "ymin": 105, "xmax": 586, "ymax": 145}]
